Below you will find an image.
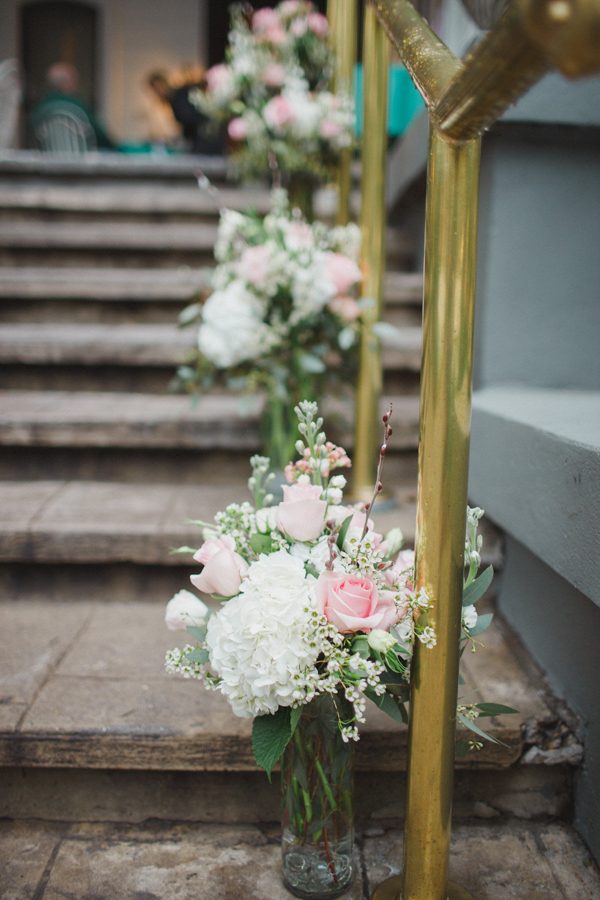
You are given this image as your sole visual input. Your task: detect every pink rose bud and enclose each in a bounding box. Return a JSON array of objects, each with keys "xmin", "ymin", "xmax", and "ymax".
[
  {"xmin": 227, "ymin": 117, "xmax": 249, "ymax": 141},
  {"xmin": 205, "ymin": 64, "xmax": 233, "ymax": 95},
  {"xmin": 191, "ymin": 535, "xmax": 248, "ymax": 597},
  {"xmin": 316, "ymin": 571, "xmax": 398, "ymax": 634},
  {"xmin": 320, "ymin": 119, "xmax": 342, "ymax": 140},
  {"xmin": 276, "ymin": 482, "xmax": 327, "ymax": 542},
  {"xmin": 252, "ymin": 8, "xmax": 280, "ymax": 32},
  {"xmin": 323, "ymin": 252, "xmax": 362, "ymax": 294}
]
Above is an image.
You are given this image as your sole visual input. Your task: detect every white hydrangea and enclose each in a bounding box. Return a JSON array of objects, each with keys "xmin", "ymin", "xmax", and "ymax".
[
  {"xmin": 198, "ymin": 282, "xmax": 270, "ymax": 368},
  {"xmin": 205, "ymin": 551, "xmax": 319, "ymax": 717}
]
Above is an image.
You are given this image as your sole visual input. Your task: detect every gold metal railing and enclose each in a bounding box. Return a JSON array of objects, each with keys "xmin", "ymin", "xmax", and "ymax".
[
  {"xmin": 342, "ymin": 0, "xmax": 600, "ymax": 897},
  {"xmin": 328, "ymin": 0, "xmax": 358, "ymax": 224}
]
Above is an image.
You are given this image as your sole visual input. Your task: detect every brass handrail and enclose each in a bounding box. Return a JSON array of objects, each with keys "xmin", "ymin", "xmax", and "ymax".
[{"xmin": 366, "ymin": 0, "xmax": 600, "ymax": 898}]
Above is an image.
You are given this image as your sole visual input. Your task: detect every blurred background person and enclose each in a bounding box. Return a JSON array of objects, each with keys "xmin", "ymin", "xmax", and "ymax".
[{"xmin": 146, "ymin": 68, "xmax": 224, "ymax": 155}]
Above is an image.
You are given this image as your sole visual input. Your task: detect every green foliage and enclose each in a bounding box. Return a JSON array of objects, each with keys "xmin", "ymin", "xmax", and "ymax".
[
  {"xmin": 463, "ymin": 565, "xmax": 494, "ymax": 607},
  {"xmin": 476, "ymin": 703, "xmax": 519, "ymax": 717},
  {"xmin": 365, "ymin": 688, "xmax": 408, "ymax": 724},
  {"xmin": 252, "ymin": 706, "xmax": 298, "ymax": 780}
]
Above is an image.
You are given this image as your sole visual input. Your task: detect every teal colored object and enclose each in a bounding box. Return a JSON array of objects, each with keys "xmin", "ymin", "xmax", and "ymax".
[{"xmin": 354, "ymin": 63, "xmax": 425, "ymax": 137}]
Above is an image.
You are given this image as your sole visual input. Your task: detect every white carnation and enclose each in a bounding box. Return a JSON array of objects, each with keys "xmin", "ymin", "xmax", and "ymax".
[
  {"xmin": 205, "ymin": 551, "xmax": 319, "ymax": 717},
  {"xmin": 198, "ymin": 281, "xmax": 269, "ymax": 368}
]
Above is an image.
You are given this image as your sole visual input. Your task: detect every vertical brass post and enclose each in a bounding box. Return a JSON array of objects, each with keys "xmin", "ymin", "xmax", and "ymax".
[
  {"xmin": 352, "ymin": 2, "xmax": 389, "ymax": 498},
  {"xmin": 372, "ymin": 130, "xmax": 481, "ymax": 900},
  {"xmin": 328, "ymin": 0, "xmax": 357, "ymax": 224}
]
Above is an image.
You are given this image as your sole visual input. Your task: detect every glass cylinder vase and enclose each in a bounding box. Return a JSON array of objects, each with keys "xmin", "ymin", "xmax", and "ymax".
[{"xmin": 281, "ymin": 694, "xmax": 355, "ymax": 899}]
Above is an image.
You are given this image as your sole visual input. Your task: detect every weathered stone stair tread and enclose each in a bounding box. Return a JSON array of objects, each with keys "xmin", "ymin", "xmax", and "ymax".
[
  {"xmin": 0, "ymin": 182, "xmax": 271, "ymax": 215},
  {"xmin": 2, "ymin": 820, "xmax": 598, "ymax": 900},
  {"xmin": 0, "ymin": 265, "xmax": 208, "ymax": 300},
  {"xmin": 0, "ymin": 322, "xmax": 422, "ymax": 370},
  {"xmin": 0, "ymin": 480, "xmax": 421, "ymax": 565},
  {"xmin": 0, "ymin": 266, "xmax": 422, "ymax": 305},
  {"xmin": 0, "ymin": 391, "xmax": 421, "ymax": 449},
  {"xmin": 0, "ymin": 150, "xmax": 228, "ymax": 178},
  {"xmin": 0, "ymin": 600, "xmax": 551, "ymax": 770},
  {"xmin": 0, "ymin": 220, "xmax": 218, "ymax": 249}
]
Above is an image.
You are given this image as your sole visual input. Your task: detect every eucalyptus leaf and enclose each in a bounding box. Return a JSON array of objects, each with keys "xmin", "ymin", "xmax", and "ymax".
[
  {"xmin": 186, "ymin": 625, "xmax": 207, "ymax": 642},
  {"xmin": 457, "ymin": 713, "xmax": 502, "ymax": 746},
  {"xmin": 468, "ymin": 612, "xmax": 494, "ymax": 636},
  {"xmin": 338, "ymin": 327, "xmax": 356, "ymax": 350},
  {"xmin": 365, "ymin": 688, "xmax": 407, "ymax": 723},
  {"xmin": 336, "ymin": 514, "xmax": 353, "ymax": 550},
  {"xmin": 170, "ymin": 546, "xmax": 198, "ymax": 556},
  {"xmin": 252, "ymin": 707, "xmax": 293, "ymax": 780},
  {"xmin": 476, "ymin": 703, "xmax": 519, "ymax": 717},
  {"xmin": 372, "ymin": 320, "xmax": 408, "ymax": 346},
  {"xmin": 298, "ymin": 352, "xmax": 326, "ymax": 374},
  {"xmin": 187, "ymin": 647, "xmax": 209, "ymax": 664},
  {"xmin": 462, "ymin": 565, "xmax": 494, "ymax": 606}
]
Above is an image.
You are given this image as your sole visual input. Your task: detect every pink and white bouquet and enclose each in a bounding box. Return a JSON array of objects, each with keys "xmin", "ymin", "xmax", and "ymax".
[
  {"xmin": 191, "ymin": 2, "xmax": 354, "ymax": 180},
  {"xmin": 176, "ymin": 189, "xmax": 362, "ymax": 467},
  {"xmin": 165, "ymin": 402, "xmax": 504, "ymax": 774}
]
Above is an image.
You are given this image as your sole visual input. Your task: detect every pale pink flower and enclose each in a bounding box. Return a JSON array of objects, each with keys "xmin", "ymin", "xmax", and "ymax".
[
  {"xmin": 276, "ymin": 482, "xmax": 327, "ymax": 542},
  {"xmin": 228, "ymin": 117, "xmax": 249, "ymax": 141},
  {"xmin": 320, "ymin": 119, "xmax": 342, "ymax": 140},
  {"xmin": 261, "ymin": 62, "xmax": 286, "ymax": 88},
  {"xmin": 235, "ymin": 244, "xmax": 273, "ymax": 286},
  {"xmin": 205, "ymin": 64, "xmax": 234, "ymax": 96},
  {"xmin": 263, "ymin": 94, "xmax": 296, "ymax": 131},
  {"xmin": 385, "ymin": 549, "xmax": 416, "ymax": 587},
  {"xmin": 252, "ymin": 7, "xmax": 280, "ymax": 32},
  {"xmin": 307, "ymin": 12, "xmax": 329, "ymax": 36},
  {"xmin": 191, "ymin": 535, "xmax": 248, "ymax": 597},
  {"xmin": 279, "ymin": 0, "xmax": 301, "ymax": 16},
  {"xmin": 329, "ymin": 294, "xmax": 361, "ymax": 321},
  {"xmin": 264, "ymin": 24, "xmax": 287, "ymax": 44},
  {"xmin": 323, "ymin": 251, "xmax": 362, "ymax": 293},
  {"xmin": 291, "ymin": 17, "xmax": 308, "ymax": 36},
  {"xmin": 316, "ymin": 571, "xmax": 398, "ymax": 633},
  {"xmin": 285, "ymin": 221, "xmax": 314, "ymax": 249}
]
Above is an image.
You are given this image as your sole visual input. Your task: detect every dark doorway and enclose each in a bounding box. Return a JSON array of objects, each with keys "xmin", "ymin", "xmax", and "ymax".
[{"xmin": 20, "ymin": 1, "xmax": 98, "ymax": 116}]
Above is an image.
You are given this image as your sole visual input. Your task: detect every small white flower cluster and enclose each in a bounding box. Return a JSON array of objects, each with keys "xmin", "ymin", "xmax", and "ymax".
[
  {"xmin": 192, "ymin": 2, "xmax": 354, "ymax": 179},
  {"xmin": 196, "ymin": 195, "xmax": 362, "ymax": 372}
]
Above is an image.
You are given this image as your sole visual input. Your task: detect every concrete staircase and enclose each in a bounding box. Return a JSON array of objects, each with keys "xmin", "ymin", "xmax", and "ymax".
[{"xmin": 0, "ymin": 154, "xmax": 594, "ymax": 897}]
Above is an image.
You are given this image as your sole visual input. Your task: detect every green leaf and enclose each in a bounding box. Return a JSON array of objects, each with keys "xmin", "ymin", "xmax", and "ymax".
[
  {"xmin": 365, "ymin": 688, "xmax": 408, "ymax": 723},
  {"xmin": 462, "ymin": 565, "xmax": 494, "ymax": 606},
  {"xmin": 252, "ymin": 707, "xmax": 293, "ymax": 780},
  {"xmin": 351, "ymin": 635, "xmax": 370, "ymax": 658},
  {"xmin": 186, "ymin": 625, "xmax": 207, "ymax": 642},
  {"xmin": 336, "ymin": 514, "xmax": 353, "ymax": 550},
  {"xmin": 187, "ymin": 647, "xmax": 209, "ymax": 664},
  {"xmin": 468, "ymin": 612, "xmax": 494, "ymax": 636},
  {"xmin": 384, "ymin": 649, "xmax": 407, "ymax": 675},
  {"xmin": 250, "ymin": 532, "xmax": 273, "ymax": 555},
  {"xmin": 170, "ymin": 545, "xmax": 198, "ymax": 556},
  {"xmin": 290, "ymin": 706, "xmax": 303, "ymax": 735},
  {"xmin": 475, "ymin": 703, "xmax": 519, "ymax": 717},
  {"xmin": 457, "ymin": 713, "xmax": 502, "ymax": 746},
  {"xmin": 298, "ymin": 352, "xmax": 326, "ymax": 374}
]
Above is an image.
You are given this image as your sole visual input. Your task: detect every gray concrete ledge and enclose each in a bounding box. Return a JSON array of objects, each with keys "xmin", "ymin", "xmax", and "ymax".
[{"xmin": 470, "ymin": 385, "xmax": 600, "ymax": 605}]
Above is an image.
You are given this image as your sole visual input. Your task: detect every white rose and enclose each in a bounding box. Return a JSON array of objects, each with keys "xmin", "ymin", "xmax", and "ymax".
[
  {"xmin": 165, "ymin": 590, "xmax": 209, "ymax": 632},
  {"xmin": 255, "ymin": 506, "xmax": 278, "ymax": 533}
]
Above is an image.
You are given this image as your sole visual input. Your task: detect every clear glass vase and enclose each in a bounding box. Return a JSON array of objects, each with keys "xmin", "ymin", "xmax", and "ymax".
[{"xmin": 281, "ymin": 694, "xmax": 355, "ymax": 899}]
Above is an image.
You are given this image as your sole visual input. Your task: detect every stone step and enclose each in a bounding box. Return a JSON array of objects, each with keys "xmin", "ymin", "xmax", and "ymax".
[
  {"xmin": 0, "ymin": 323, "xmax": 422, "ymax": 379},
  {"xmin": 0, "ymin": 599, "xmax": 578, "ymax": 828},
  {"xmin": 0, "ymin": 390, "xmax": 421, "ymax": 451},
  {"xmin": 0, "ymin": 181, "xmax": 271, "ymax": 222},
  {"xmin": 0, "ymin": 267, "xmax": 423, "ymax": 326},
  {"xmin": 1, "ymin": 821, "xmax": 598, "ymax": 899}
]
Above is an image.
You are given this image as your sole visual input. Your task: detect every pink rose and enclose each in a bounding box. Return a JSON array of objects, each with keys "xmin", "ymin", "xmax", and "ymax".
[
  {"xmin": 261, "ymin": 62, "xmax": 286, "ymax": 88},
  {"xmin": 276, "ymin": 482, "xmax": 327, "ymax": 542},
  {"xmin": 228, "ymin": 117, "xmax": 249, "ymax": 141},
  {"xmin": 263, "ymin": 24, "xmax": 287, "ymax": 44},
  {"xmin": 263, "ymin": 95, "xmax": 296, "ymax": 131},
  {"xmin": 291, "ymin": 17, "xmax": 308, "ymax": 36},
  {"xmin": 307, "ymin": 12, "xmax": 329, "ymax": 36},
  {"xmin": 279, "ymin": 0, "xmax": 301, "ymax": 15},
  {"xmin": 320, "ymin": 119, "xmax": 342, "ymax": 141},
  {"xmin": 252, "ymin": 8, "xmax": 280, "ymax": 32},
  {"xmin": 235, "ymin": 244, "xmax": 272, "ymax": 286},
  {"xmin": 316, "ymin": 571, "xmax": 398, "ymax": 633},
  {"xmin": 329, "ymin": 294, "xmax": 361, "ymax": 321},
  {"xmin": 191, "ymin": 535, "xmax": 247, "ymax": 597},
  {"xmin": 323, "ymin": 252, "xmax": 362, "ymax": 294}
]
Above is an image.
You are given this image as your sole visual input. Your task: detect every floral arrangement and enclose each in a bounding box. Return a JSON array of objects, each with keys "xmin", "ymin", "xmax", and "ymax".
[
  {"xmin": 191, "ymin": 2, "xmax": 354, "ymax": 182},
  {"xmin": 165, "ymin": 401, "xmax": 510, "ymax": 776},
  {"xmin": 175, "ymin": 190, "xmax": 362, "ymax": 468}
]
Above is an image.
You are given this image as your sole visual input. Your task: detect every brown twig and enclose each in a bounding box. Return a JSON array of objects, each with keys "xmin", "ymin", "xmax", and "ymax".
[{"xmin": 359, "ymin": 403, "xmax": 393, "ymax": 544}]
